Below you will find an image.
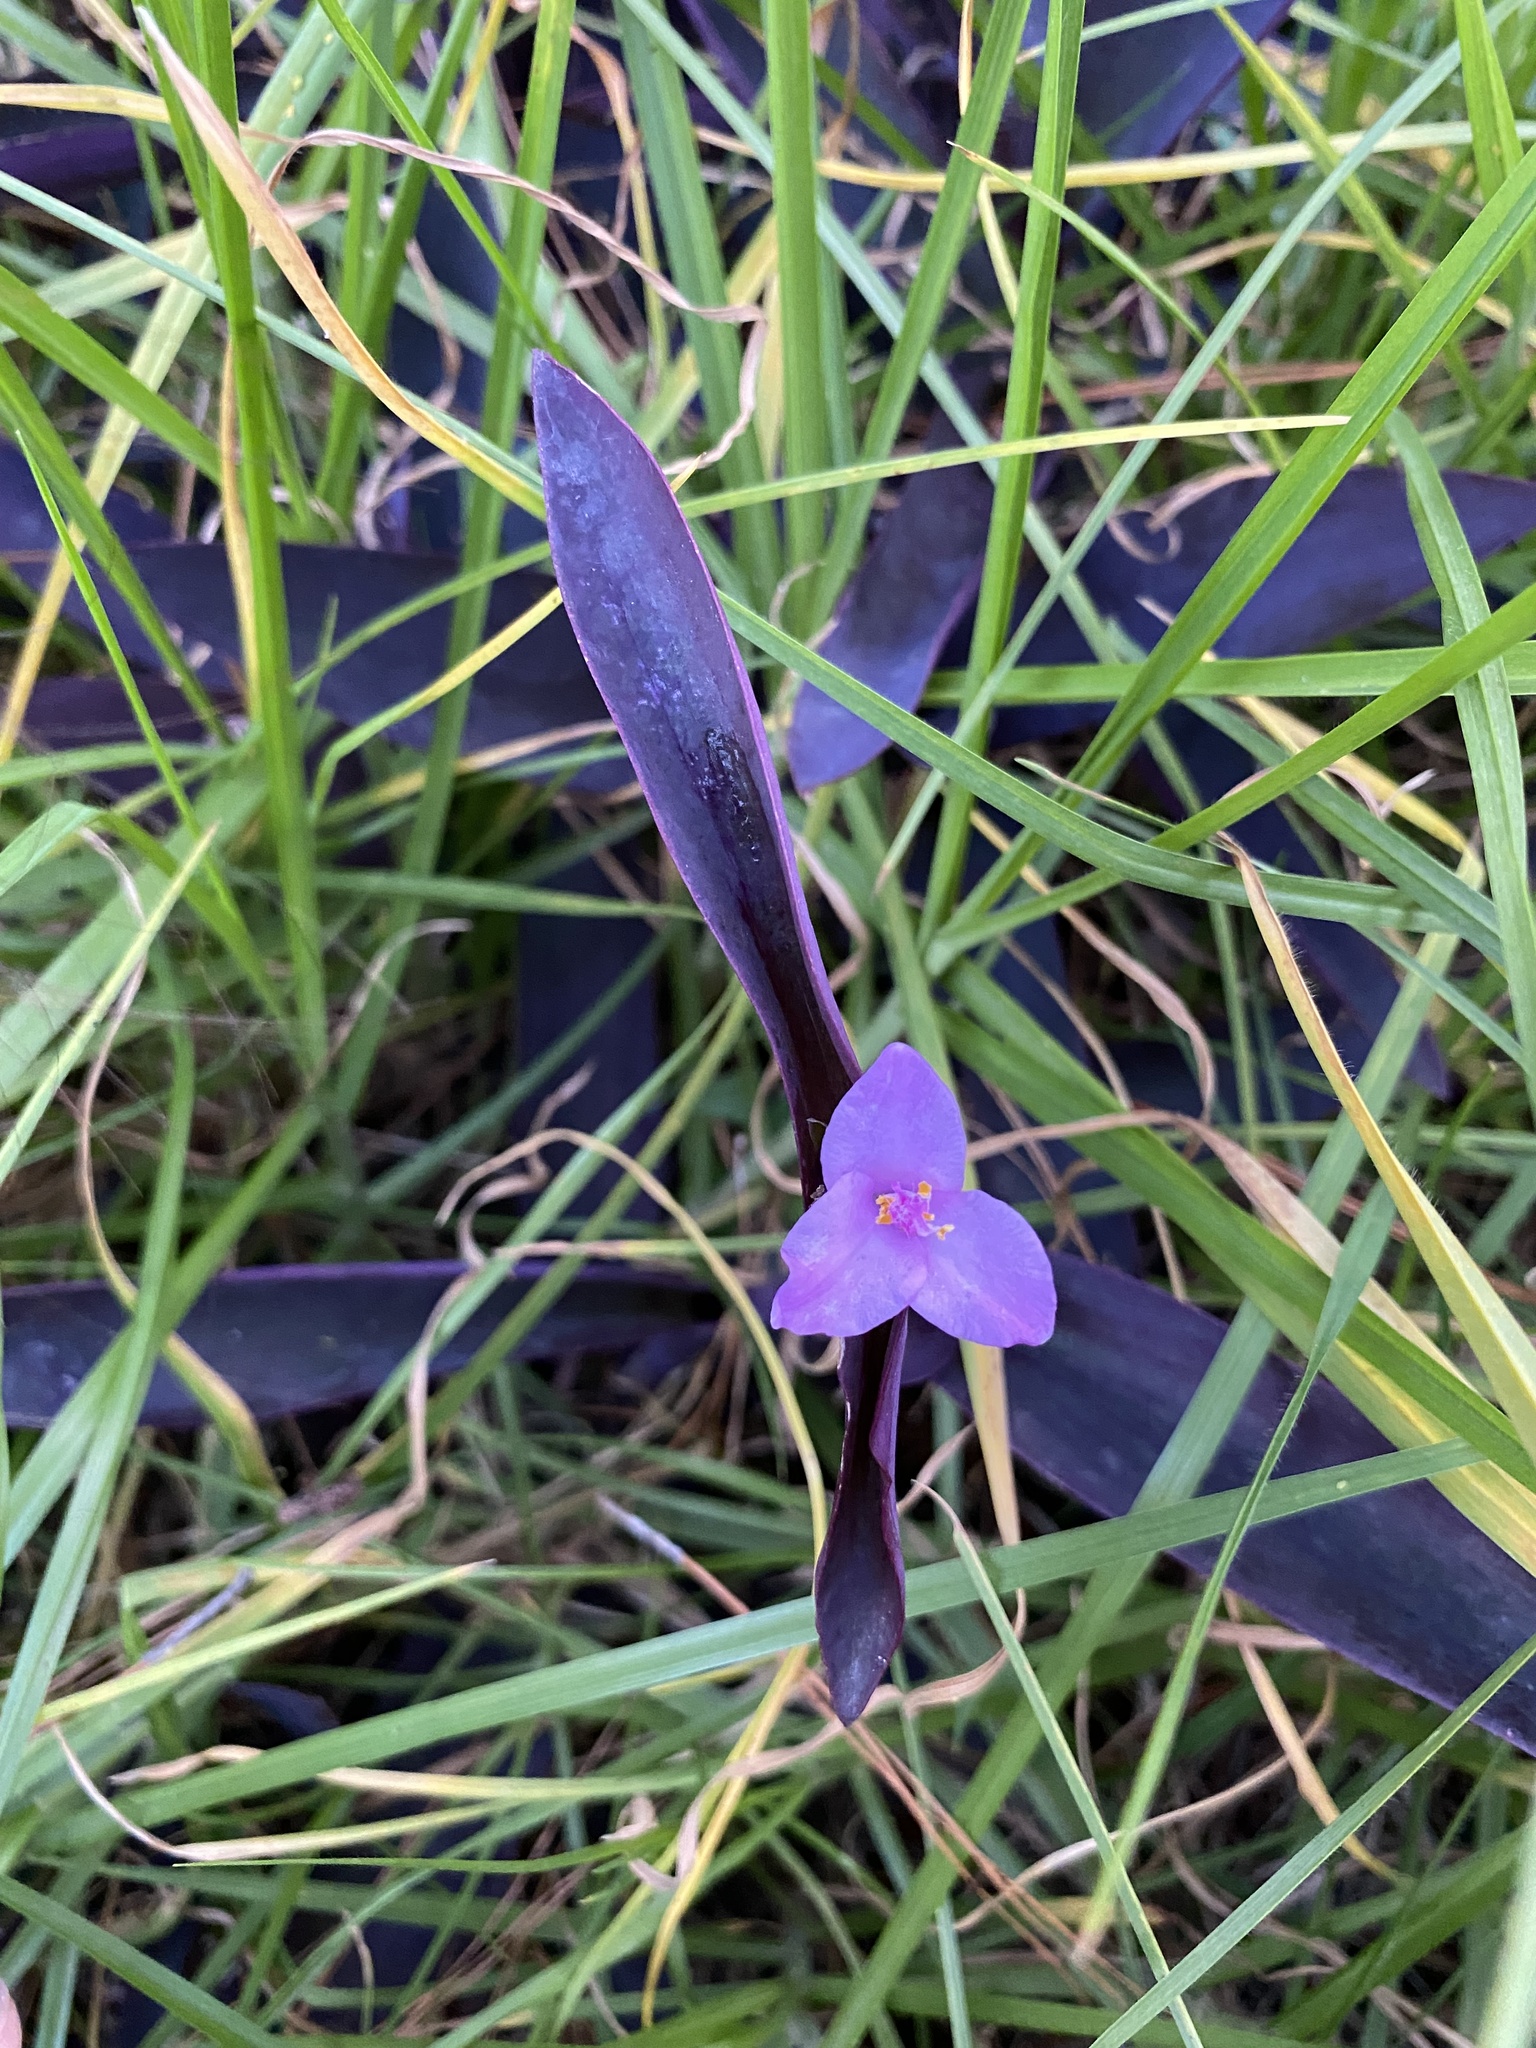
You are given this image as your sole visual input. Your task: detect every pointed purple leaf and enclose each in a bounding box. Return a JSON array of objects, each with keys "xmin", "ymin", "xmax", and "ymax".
[
  {"xmin": 787, "ymin": 446, "xmax": 992, "ymax": 794},
  {"xmin": 817, "ymin": 1314, "xmax": 909, "ymax": 1721},
  {"xmin": 532, "ymin": 352, "xmax": 859, "ymax": 1196},
  {"xmin": 1082, "ymin": 464, "xmax": 1536, "ymax": 660}
]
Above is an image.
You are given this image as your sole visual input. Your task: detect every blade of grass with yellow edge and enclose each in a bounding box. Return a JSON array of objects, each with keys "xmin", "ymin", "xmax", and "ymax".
[
  {"xmin": 1233, "ymin": 838, "xmax": 1536, "ymax": 1474},
  {"xmin": 925, "ymin": 0, "xmax": 1085, "ymax": 942},
  {"xmin": 137, "ymin": 16, "xmax": 540, "ymax": 519}
]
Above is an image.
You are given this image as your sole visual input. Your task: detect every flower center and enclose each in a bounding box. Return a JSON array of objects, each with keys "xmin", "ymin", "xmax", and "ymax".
[{"xmin": 874, "ymin": 1180, "xmax": 954, "ymax": 1240}]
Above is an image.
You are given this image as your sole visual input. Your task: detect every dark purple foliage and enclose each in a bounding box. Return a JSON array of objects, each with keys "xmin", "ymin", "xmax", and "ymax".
[
  {"xmin": 817, "ymin": 1316, "xmax": 909, "ymax": 1722},
  {"xmin": 0, "ymin": 109, "xmax": 148, "ymax": 200},
  {"xmin": 533, "ymin": 352, "xmax": 910, "ymax": 1719},
  {"xmin": 531, "ymin": 353, "xmax": 859, "ymax": 1192},
  {"xmin": 787, "ymin": 443, "xmax": 993, "ymax": 794},
  {"xmin": 1022, "ymin": 0, "xmax": 1294, "ymax": 163},
  {"xmin": 906, "ymin": 1257, "xmax": 1536, "ymax": 1753},
  {"xmin": 0, "ymin": 442, "xmax": 620, "ymax": 791},
  {"xmin": 1032, "ymin": 464, "xmax": 1536, "ymax": 661},
  {"xmin": 2, "ymin": 1262, "xmax": 709, "ymax": 1429}
]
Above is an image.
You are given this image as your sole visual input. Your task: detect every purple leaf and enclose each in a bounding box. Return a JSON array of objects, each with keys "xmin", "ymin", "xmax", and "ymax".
[
  {"xmin": 1074, "ymin": 464, "xmax": 1536, "ymax": 660},
  {"xmin": 787, "ymin": 437, "xmax": 993, "ymax": 794},
  {"xmin": 128, "ymin": 542, "xmax": 614, "ymax": 779},
  {"xmin": 1, "ymin": 1261, "xmax": 709, "ymax": 1429},
  {"xmin": 818, "ymin": 1315, "xmax": 909, "ymax": 1723},
  {"xmin": 534, "ymin": 354, "xmax": 927, "ymax": 1719},
  {"xmin": 1025, "ymin": 0, "xmax": 1294, "ymax": 166},
  {"xmin": 0, "ymin": 548, "xmax": 621, "ymax": 797},
  {"xmin": 0, "ymin": 110, "xmax": 148, "ymax": 200},
  {"xmin": 907, "ymin": 1257, "xmax": 1536, "ymax": 1753},
  {"xmin": 532, "ymin": 351, "xmax": 859, "ymax": 1194}
]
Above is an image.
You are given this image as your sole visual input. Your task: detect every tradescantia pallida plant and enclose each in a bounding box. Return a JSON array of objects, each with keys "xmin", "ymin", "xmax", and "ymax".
[{"xmin": 533, "ymin": 355, "xmax": 1055, "ymax": 1718}]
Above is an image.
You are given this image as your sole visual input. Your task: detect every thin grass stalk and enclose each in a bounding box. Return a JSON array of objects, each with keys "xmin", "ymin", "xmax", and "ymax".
[
  {"xmin": 811, "ymin": 0, "xmax": 1035, "ymax": 620},
  {"xmin": 628, "ymin": 26, "xmax": 777, "ymax": 582},
  {"xmin": 921, "ymin": 0, "xmax": 1086, "ymax": 938},
  {"xmin": 330, "ymin": 0, "xmax": 576, "ymax": 1135},
  {"xmin": 763, "ymin": 0, "xmax": 826, "ymax": 627},
  {"xmin": 153, "ymin": 0, "xmax": 329, "ymax": 1077}
]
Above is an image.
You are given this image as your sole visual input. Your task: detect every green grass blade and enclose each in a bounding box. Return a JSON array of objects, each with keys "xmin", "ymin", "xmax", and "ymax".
[
  {"xmin": 0, "ymin": 805, "xmax": 97, "ymax": 898},
  {"xmin": 1478, "ymin": 1798, "xmax": 1536, "ymax": 2048},
  {"xmin": 763, "ymin": 0, "xmax": 827, "ymax": 621},
  {"xmin": 617, "ymin": 6, "xmax": 778, "ymax": 598},
  {"xmin": 1390, "ymin": 410, "xmax": 1536, "ymax": 1124},
  {"xmin": 1068, "ymin": 109, "xmax": 1536, "ymax": 800}
]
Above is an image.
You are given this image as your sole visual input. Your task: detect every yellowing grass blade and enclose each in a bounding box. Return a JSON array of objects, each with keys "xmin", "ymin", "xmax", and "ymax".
[
  {"xmin": 0, "ymin": 83, "xmax": 169, "ymax": 120},
  {"xmin": 140, "ymin": 14, "xmax": 541, "ymax": 517},
  {"xmin": 1233, "ymin": 840, "xmax": 1536, "ymax": 1473},
  {"xmin": 961, "ymin": 1341, "xmax": 1021, "ymax": 1547}
]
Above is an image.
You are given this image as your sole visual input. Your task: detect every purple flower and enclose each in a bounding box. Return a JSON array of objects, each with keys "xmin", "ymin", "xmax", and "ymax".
[{"xmin": 772, "ymin": 1044, "xmax": 1057, "ymax": 1348}]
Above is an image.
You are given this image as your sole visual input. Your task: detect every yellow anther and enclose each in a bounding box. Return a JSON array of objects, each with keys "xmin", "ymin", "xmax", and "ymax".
[
  {"xmin": 875, "ymin": 1192, "xmax": 895, "ymax": 1225},
  {"xmin": 917, "ymin": 1181, "xmax": 932, "ymax": 1199},
  {"xmin": 936, "ymin": 1223, "xmax": 954, "ymax": 1240}
]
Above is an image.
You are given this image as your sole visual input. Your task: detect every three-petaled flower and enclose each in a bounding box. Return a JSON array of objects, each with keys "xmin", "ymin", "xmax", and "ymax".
[{"xmin": 771, "ymin": 1043, "xmax": 1057, "ymax": 1347}]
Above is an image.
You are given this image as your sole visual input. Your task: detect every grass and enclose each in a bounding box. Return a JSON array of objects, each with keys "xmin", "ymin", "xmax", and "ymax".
[{"xmin": 0, "ymin": 0, "xmax": 1534, "ymax": 2040}]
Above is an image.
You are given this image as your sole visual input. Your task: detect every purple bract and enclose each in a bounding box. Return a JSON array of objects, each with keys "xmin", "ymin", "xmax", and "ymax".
[{"xmin": 773, "ymin": 1045, "xmax": 1056, "ymax": 1347}]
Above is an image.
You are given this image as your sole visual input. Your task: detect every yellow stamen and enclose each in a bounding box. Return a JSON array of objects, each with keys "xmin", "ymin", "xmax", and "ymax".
[
  {"xmin": 875, "ymin": 1193, "xmax": 895, "ymax": 1225},
  {"xmin": 936, "ymin": 1223, "xmax": 954, "ymax": 1240},
  {"xmin": 918, "ymin": 1181, "xmax": 932, "ymax": 1199}
]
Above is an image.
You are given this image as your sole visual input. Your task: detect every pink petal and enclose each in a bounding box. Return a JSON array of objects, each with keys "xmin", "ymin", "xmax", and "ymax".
[
  {"xmin": 820, "ymin": 1043, "xmax": 967, "ymax": 1194},
  {"xmin": 910, "ymin": 1190, "xmax": 1057, "ymax": 1347},
  {"xmin": 771, "ymin": 1172, "xmax": 925, "ymax": 1336}
]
